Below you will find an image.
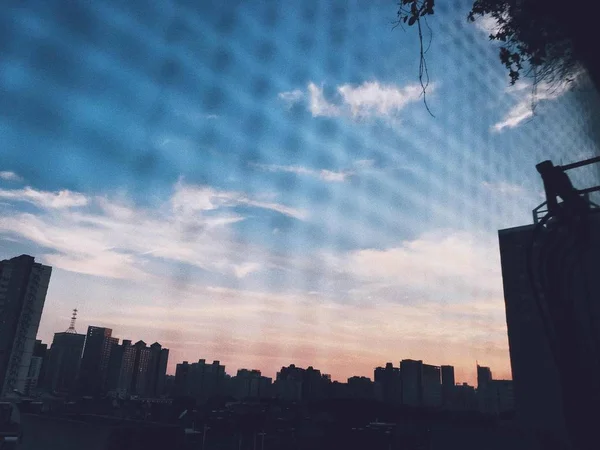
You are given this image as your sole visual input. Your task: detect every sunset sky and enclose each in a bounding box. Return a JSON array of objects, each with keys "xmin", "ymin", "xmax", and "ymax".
[{"xmin": 1, "ymin": 0, "xmax": 599, "ymax": 384}]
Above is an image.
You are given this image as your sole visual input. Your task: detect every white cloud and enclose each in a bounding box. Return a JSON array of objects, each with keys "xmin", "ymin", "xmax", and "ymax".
[
  {"xmin": 329, "ymin": 229, "xmax": 503, "ymax": 300},
  {"xmin": 493, "ymin": 77, "xmax": 576, "ymax": 132},
  {"xmin": 0, "ymin": 171, "xmax": 22, "ymax": 182},
  {"xmin": 337, "ymin": 82, "xmax": 424, "ymax": 118},
  {"xmin": 0, "ymin": 182, "xmax": 306, "ymax": 280},
  {"xmin": 252, "ymin": 163, "xmax": 352, "ymax": 183},
  {"xmin": 292, "ymin": 81, "xmax": 427, "ymax": 120},
  {"xmin": 171, "ymin": 182, "xmax": 308, "ymax": 221},
  {"xmin": 0, "ymin": 187, "xmax": 88, "ymax": 208},
  {"xmin": 307, "ymin": 83, "xmax": 341, "ymax": 117},
  {"xmin": 278, "ymin": 89, "xmax": 304, "ymax": 108},
  {"xmin": 481, "ymin": 181, "xmax": 525, "ymax": 195}
]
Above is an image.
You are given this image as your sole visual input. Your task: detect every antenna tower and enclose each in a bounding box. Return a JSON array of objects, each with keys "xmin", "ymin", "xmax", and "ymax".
[{"xmin": 66, "ymin": 308, "xmax": 78, "ymax": 334}]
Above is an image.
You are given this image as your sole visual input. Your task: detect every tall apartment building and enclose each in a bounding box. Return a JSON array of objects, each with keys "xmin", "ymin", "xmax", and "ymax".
[
  {"xmin": 106, "ymin": 339, "xmax": 136, "ymax": 397},
  {"xmin": 0, "ymin": 255, "xmax": 52, "ymax": 396},
  {"xmin": 441, "ymin": 365, "xmax": 455, "ymax": 407},
  {"xmin": 400, "ymin": 359, "xmax": 422, "ymax": 407},
  {"xmin": 130, "ymin": 341, "xmax": 151, "ymax": 396},
  {"xmin": 145, "ymin": 342, "xmax": 169, "ymax": 398},
  {"xmin": 422, "ymin": 364, "xmax": 442, "ymax": 408},
  {"xmin": 275, "ymin": 364, "xmax": 330, "ymax": 402},
  {"xmin": 230, "ymin": 369, "xmax": 272, "ymax": 400},
  {"xmin": 24, "ymin": 340, "xmax": 47, "ymax": 395},
  {"xmin": 45, "ymin": 314, "xmax": 86, "ymax": 394},
  {"xmin": 174, "ymin": 359, "xmax": 226, "ymax": 402},
  {"xmin": 374, "ymin": 362, "xmax": 401, "ymax": 405},
  {"xmin": 476, "ymin": 365, "xmax": 492, "ymax": 390},
  {"xmin": 78, "ymin": 326, "xmax": 118, "ymax": 395}
]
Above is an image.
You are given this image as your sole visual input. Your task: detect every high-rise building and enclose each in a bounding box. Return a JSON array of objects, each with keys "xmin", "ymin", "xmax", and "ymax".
[
  {"xmin": 44, "ymin": 311, "xmax": 86, "ymax": 394},
  {"xmin": 0, "ymin": 255, "xmax": 52, "ymax": 396},
  {"xmin": 174, "ymin": 361, "xmax": 191, "ymax": 397},
  {"xmin": 275, "ymin": 364, "xmax": 330, "ymax": 402},
  {"xmin": 230, "ymin": 369, "xmax": 272, "ymax": 400},
  {"xmin": 452, "ymin": 383, "xmax": 477, "ymax": 411},
  {"xmin": 476, "ymin": 365, "xmax": 492, "ymax": 390},
  {"xmin": 45, "ymin": 332, "xmax": 85, "ymax": 393},
  {"xmin": 130, "ymin": 341, "xmax": 151, "ymax": 396},
  {"xmin": 422, "ymin": 364, "xmax": 442, "ymax": 408},
  {"xmin": 347, "ymin": 376, "xmax": 374, "ymax": 400},
  {"xmin": 400, "ymin": 359, "xmax": 422, "ymax": 407},
  {"xmin": 174, "ymin": 359, "xmax": 226, "ymax": 402},
  {"xmin": 78, "ymin": 326, "xmax": 117, "ymax": 395},
  {"xmin": 106, "ymin": 340, "xmax": 135, "ymax": 397},
  {"xmin": 478, "ymin": 379, "xmax": 515, "ymax": 415},
  {"xmin": 145, "ymin": 342, "xmax": 169, "ymax": 398},
  {"xmin": 441, "ymin": 365, "xmax": 455, "ymax": 407},
  {"xmin": 374, "ymin": 362, "xmax": 401, "ymax": 405},
  {"xmin": 24, "ymin": 340, "xmax": 47, "ymax": 395}
]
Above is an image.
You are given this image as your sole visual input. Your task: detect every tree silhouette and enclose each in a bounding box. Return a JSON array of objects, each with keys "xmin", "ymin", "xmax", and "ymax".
[{"xmin": 396, "ymin": 0, "xmax": 599, "ymax": 96}]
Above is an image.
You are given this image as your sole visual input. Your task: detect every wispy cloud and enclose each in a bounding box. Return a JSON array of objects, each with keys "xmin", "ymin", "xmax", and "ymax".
[
  {"xmin": 252, "ymin": 163, "xmax": 352, "ymax": 183},
  {"xmin": 329, "ymin": 229, "xmax": 503, "ymax": 300},
  {"xmin": 337, "ymin": 82, "xmax": 424, "ymax": 118},
  {"xmin": 493, "ymin": 78, "xmax": 576, "ymax": 132},
  {"xmin": 278, "ymin": 89, "xmax": 304, "ymax": 108},
  {"xmin": 171, "ymin": 182, "xmax": 308, "ymax": 221},
  {"xmin": 0, "ymin": 187, "xmax": 88, "ymax": 208},
  {"xmin": 307, "ymin": 83, "xmax": 342, "ymax": 117},
  {"xmin": 279, "ymin": 81, "xmax": 428, "ymax": 120},
  {"xmin": 0, "ymin": 171, "xmax": 23, "ymax": 182},
  {"xmin": 481, "ymin": 181, "xmax": 525, "ymax": 195},
  {"xmin": 0, "ymin": 182, "xmax": 306, "ymax": 280}
]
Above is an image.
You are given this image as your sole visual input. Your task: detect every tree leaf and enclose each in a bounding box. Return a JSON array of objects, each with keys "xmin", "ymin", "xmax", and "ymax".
[{"xmin": 408, "ymin": 16, "xmax": 416, "ymax": 26}]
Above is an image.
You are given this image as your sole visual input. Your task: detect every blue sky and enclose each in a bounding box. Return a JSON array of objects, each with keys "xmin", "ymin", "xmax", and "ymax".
[{"xmin": 1, "ymin": 0, "xmax": 599, "ymax": 383}]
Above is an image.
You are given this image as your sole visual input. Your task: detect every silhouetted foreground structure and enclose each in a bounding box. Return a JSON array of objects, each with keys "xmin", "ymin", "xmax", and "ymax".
[{"xmin": 499, "ymin": 157, "xmax": 600, "ymax": 450}]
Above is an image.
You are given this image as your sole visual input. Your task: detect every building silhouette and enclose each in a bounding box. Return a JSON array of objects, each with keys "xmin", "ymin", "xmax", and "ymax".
[
  {"xmin": 145, "ymin": 342, "xmax": 169, "ymax": 398},
  {"xmin": 476, "ymin": 365, "xmax": 492, "ymax": 390},
  {"xmin": 130, "ymin": 341, "xmax": 151, "ymax": 396},
  {"xmin": 44, "ymin": 312, "xmax": 86, "ymax": 394},
  {"xmin": 78, "ymin": 326, "xmax": 118, "ymax": 395},
  {"xmin": 374, "ymin": 362, "xmax": 401, "ymax": 405},
  {"xmin": 400, "ymin": 359, "xmax": 422, "ymax": 407},
  {"xmin": 24, "ymin": 340, "xmax": 47, "ymax": 395},
  {"xmin": 174, "ymin": 359, "xmax": 226, "ymax": 402},
  {"xmin": 347, "ymin": 376, "xmax": 374, "ymax": 400},
  {"xmin": 106, "ymin": 339, "xmax": 135, "ymax": 397},
  {"xmin": 45, "ymin": 332, "xmax": 85, "ymax": 393},
  {"xmin": 274, "ymin": 364, "xmax": 331, "ymax": 402},
  {"xmin": 422, "ymin": 364, "xmax": 442, "ymax": 408},
  {"xmin": 230, "ymin": 369, "xmax": 272, "ymax": 400},
  {"xmin": 452, "ymin": 383, "xmax": 478, "ymax": 411},
  {"xmin": 441, "ymin": 365, "xmax": 455, "ymax": 407},
  {"xmin": 0, "ymin": 255, "xmax": 52, "ymax": 396},
  {"xmin": 499, "ymin": 224, "xmax": 569, "ymax": 440}
]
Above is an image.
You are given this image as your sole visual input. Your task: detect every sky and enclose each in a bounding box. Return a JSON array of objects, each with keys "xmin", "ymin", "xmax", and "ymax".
[{"xmin": 1, "ymin": 0, "xmax": 600, "ymax": 384}]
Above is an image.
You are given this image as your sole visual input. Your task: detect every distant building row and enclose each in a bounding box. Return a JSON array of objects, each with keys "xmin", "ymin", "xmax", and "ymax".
[
  {"xmin": 172, "ymin": 359, "xmax": 513, "ymax": 415},
  {"xmin": 39, "ymin": 325, "xmax": 169, "ymax": 398}
]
